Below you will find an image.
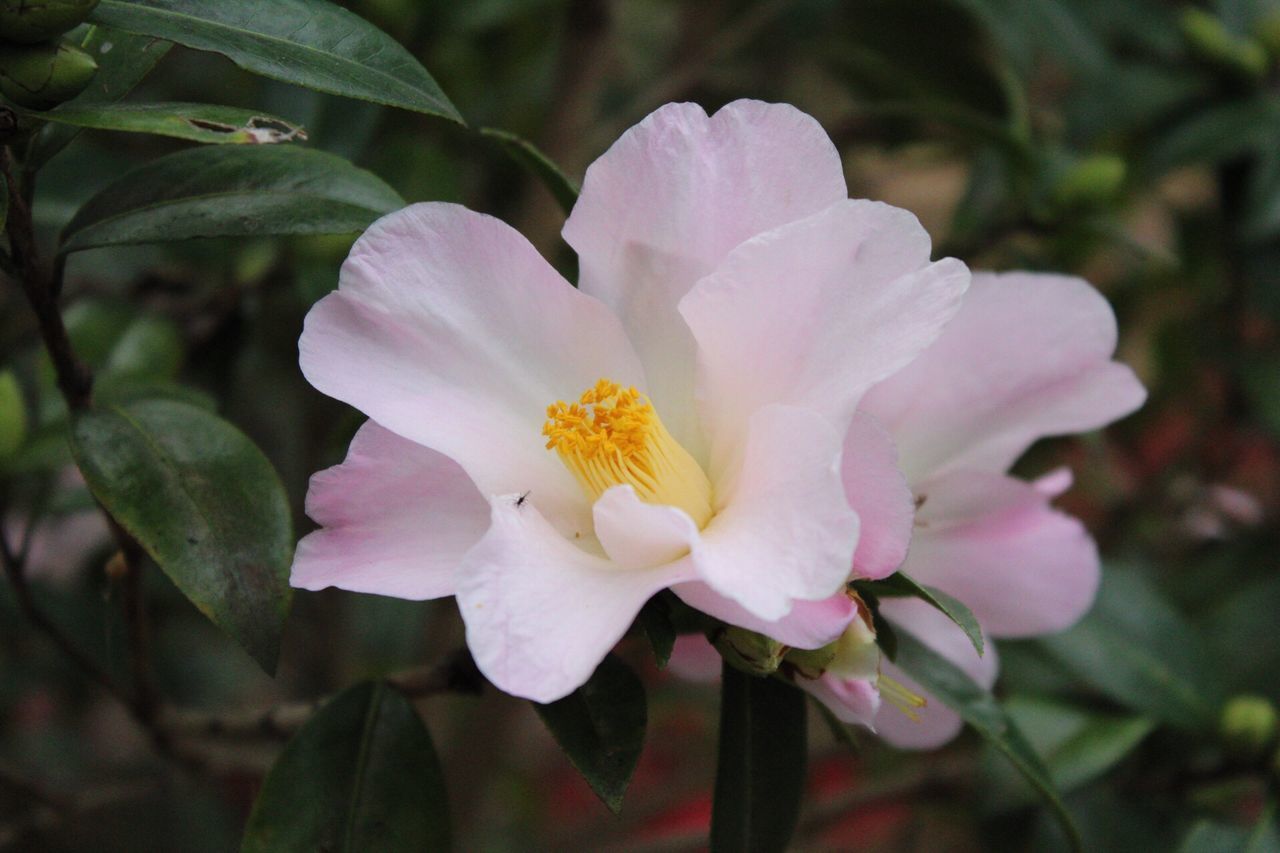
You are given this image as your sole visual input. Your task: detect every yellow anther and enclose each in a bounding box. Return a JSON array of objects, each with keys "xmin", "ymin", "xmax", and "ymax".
[{"xmin": 543, "ymin": 378, "xmax": 713, "ymax": 527}]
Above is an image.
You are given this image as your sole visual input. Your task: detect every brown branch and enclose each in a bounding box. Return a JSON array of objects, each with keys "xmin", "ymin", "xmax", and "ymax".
[
  {"xmin": 160, "ymin": 648, "xmax": 485, "ymax": 741},
  {"xmin": 1, "ymin": 149, "xmax": 91, "ymax": 411}
]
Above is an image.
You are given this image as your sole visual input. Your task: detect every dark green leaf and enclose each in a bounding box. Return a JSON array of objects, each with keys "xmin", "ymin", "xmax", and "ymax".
[
  {"xmin": 28, "ymin": 25, "xmax": 172, "ymax": 169},
  {"xmin": 28, "ymin": 102, "xmax": 306, "ymax": 145},
  {"xmin": 534, "ymin": 654, "xmax": 646, "ymax": 813},
  {"xmin": 89, "ymin": 0, "xmax": 462, "ymax": 122},
  {"xmin": 59, "ymin": 145, "xmax": 404, "ymax": 254},
  {"xmin": 711, "ymin": 665, "xmax": 807, "ymax": 853},
  {"xmin": 69, "ymin": 399, "xmax": 292, "ymax": 672},
  {"xmin": 1040, "ymin": 567, "xmax": 1223, "ymax": 730},
  {"xmin": 854, "ymin": 572, "xmax": 984, "ymax": 656},
  {"xmin": 1178, "ymin": 802, "xmax": 1279, "ymax": 853},
  {"xmin": 894, "ymin": 631, "xmax": 1082, "ymax": 852},
  {"xmin": 637, "ymin": 593, "xmax": 676, "ymax": 668},
  {"xmin": 480, "ymin": 127, "xmax": 580, "ymax": 214},
  {"xmin": 242, "ymin": 682, "xmax": 451, "ymax": 852}
]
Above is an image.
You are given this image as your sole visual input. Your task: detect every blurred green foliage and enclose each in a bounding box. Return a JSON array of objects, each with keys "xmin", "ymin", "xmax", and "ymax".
[{"xmin": 2, "ymin": 0, "xmax": 1280, "ymax": 850}]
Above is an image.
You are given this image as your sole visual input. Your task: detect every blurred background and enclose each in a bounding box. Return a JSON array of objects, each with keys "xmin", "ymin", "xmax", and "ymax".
[{"xmin": 3, "ymin": 0, "xmax": 1280, "ymax": 849}]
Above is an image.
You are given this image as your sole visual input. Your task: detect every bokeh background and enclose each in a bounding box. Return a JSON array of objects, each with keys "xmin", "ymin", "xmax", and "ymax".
[{"xmin": 3, "ymin": 0, "xmax": 1280, "ymax": 849}]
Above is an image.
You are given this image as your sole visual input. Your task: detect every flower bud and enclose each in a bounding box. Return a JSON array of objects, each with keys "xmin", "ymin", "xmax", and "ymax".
[
  {"xmin": 713, "ymin": 626, "xmax": 787, "ymax": 676},
  {"xmin": 0, "ymin": 0, "xmax": 99, "ymax": 44},
  {"xmin": 1052, "ymin": 154, "xmax": 1127, "ymax": 210},
  {"xmin": 1219, "ymin": 695, "xmax": 1278, "ymax": 760},
  {"xmin": 786, "ymin": 594, "xmax": 880, "ymax": 682},
  {"xmin": 0, "ymin": 40, "xmax": 97, "ymax": 110}
]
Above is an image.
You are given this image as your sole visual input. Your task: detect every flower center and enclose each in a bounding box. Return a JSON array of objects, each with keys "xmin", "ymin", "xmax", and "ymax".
[{"xmin": 543, "ymin": 378, "xmax": 713, "ymax": 527}]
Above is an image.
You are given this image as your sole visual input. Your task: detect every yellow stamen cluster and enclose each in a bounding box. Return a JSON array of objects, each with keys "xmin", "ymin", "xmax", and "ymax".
[{"xmin": 543, "ymin": 379, "xmax": 713, "ymax": 527}]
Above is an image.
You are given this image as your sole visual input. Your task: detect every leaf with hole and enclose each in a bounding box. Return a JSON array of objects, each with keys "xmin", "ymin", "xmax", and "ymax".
[{"xmin": 29, "ymin": 102, "xmax": 305, "ymax": 145}]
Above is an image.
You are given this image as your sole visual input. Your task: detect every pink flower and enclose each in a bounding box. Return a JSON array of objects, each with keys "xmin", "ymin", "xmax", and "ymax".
[
  {"xmin": 797, "ymin": 271, "xmax": 1147, "ymax": 747},
  {"xmin": 291, "ymin": 100, "xmax": 970, "ymax": 702}
]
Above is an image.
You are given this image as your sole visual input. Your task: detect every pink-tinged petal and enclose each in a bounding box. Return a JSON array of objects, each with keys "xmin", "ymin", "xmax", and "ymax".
[
  {"xmin": 563, "ymin": 100, "xmax": 847, "ymax": 447},
  {"xmin": 798, "ymin": 675, "xmax": 881, "ymax": 727},
  {"xmin": 672, "ymin": 583, "xmax": 856, "ymax": 649},
  {"xmin": 905, "ymin": 470, "xmax": 1100, "ymax": 638},
  {"xmin": 291, "ymin": 421, "xmax": 488, "ymax": 599},
  {"xmin": 593, "ymin": 485, "xmax": 699, "ymax": 567},
  {"xmin": 456, "ymin": 497, "xmax": 697, "ymax": 703},
  {"xmin": 873, "ymin": 597, "xmax": 998, "ymax": 749},
  {"xmin": 842, "ymin": 413, "xmax": 914, "ymax": 580},
  {"xmin": 299, "ymin": 202, "xmax": 646, "ymax": 537},
  {"xmin": 861, "ymin": 271, "xmax": 1147, "ymax": 482},
  {"xmin": 667, "ymin": 634, "xmax": 724, "ymax": 682},
  {"xmin": 691, "ymin": 405, "xmax": 859, "ymax": 622},
  {"xmin": 680, "ymin": 200, "xmax": 969, "ymax": 477},
  {"xmin": 1034, "ymin": 466, "xmax": 1074, "ymax": 497}
]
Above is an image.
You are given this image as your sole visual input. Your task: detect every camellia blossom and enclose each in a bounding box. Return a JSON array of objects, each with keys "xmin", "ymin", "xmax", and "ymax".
[
  {"xmin": 674, "ymin": 270, "xmax": 1147, "ymax": 747},
  {"xmin": 291, "ymin": 99, "xmax": 972, "ymax": 702}
]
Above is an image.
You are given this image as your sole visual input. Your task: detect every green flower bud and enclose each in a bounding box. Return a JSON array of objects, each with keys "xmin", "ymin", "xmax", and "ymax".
[
  {"xmin": 714, "ymin": 626, "xmax": 787, "ymax": 676},
  {"xmin": 1052, "ymin": 154, "xmax": 1127, "ymax": 210},
  {"xmin": 0, "ymin": 0, "xmax": 99, "ymax": 44},
  {"xmin": 1219, "ymin": 695, "xmax": 1278, "ymax": 760},
  {"xmin": 0, "ymin": 40, "xmax": 97, "ymax": 110},
  {"xmin": 1181, "ymin": 8, "xmax": 1269, "ymax": 80}
]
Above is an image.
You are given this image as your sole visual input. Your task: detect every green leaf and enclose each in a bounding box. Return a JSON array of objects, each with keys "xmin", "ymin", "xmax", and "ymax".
[
  {"xmin": 89, "ymin": 0, "xmax": 462, "ymax": 122},
  {"xmin": 1179, "ymin": 802, "xmax": 1279, "ymax": 853},
  {"xmin": 242, "ymin": 682, "xmax": 451, "ymax": 853},
  {"xmin": 0, "ymin": 371, "xmax": 27, "ymax": 463},
  {"xmin": 854, "ymin": 572, "xmax": 984, "ymax": 656},
  {"xmin": 1040, "ymin": 567, "xmax": 1224, "ymax": 730},
  {"xmin": 711, "ymin": 665, "xmax": 807, "ymax": 853},
  {"xmin": 28, "ymin": 25, "xmax": 172, "ymax": 169},
  {"xmin": 637, "ymin": 593, "xmax": 676, "ymax": 668},
  {"xmin": 69, "ymin": 399, "xmax": 292, "ymax": 672},
  {"xmin": 988, "ymin": 696, "xmax": 1154, "ymax": 808},
  {"xmin": 27, "ymin": 102, "xmax": 306, "ymax": 145},
  {"xmin": 894, "ymin": 631, "xmax": 1082, "ymax": 852},
  {"xmin": 480, "ymin": 128, "xmax": 580, "ymax": 214},
  {"xmin": 534, "ymin": 654, "xmax": 646, "ymax": 813},
  {"xmin": 59, "ymin": 145, "xmax": 404, "ymax": 254}
]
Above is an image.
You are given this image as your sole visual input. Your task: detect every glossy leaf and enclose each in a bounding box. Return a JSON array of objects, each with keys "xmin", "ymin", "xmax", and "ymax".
[
  {"xmin": 59, "ymin": 145, "xmax": 404, "ymax": 254},
  {"xmin": 855, "ymin": 571, "xmax": 984, "ymax": 656},
  {"xmin": 89, "ymin": 0, "xmax": 462, "ymax": 122},
  {"xmin": 1040, "ymin": 568, "xmax": 1223, "ymax": 730},
  {"xmin": 534, "ymin": 654, "xmax": 646, "ymax": 813},
  {"xmin": 895, "ymin": 631, "xmax": 1082, "ymax": 852},
  {"xmin": 69, "ymin": 399, "xmax": 292, "ymax": 672},
  {"xmin": 481, "ymin": 127, "xmax": 580, "ymax": 214},
  {"xmin": 29, "ymin": 25, "xmax": 172, "ymax": 168},
  {"xmin": 242, "ymin": 681, "xmax": 451, "ymax": 852},
  {"xmin": 29, "ymin": 102, "xmax": 306, "ymax": 145},
  {"xmin": 711, "ymin": 665, "xmax": 807, "ymax": 853}
]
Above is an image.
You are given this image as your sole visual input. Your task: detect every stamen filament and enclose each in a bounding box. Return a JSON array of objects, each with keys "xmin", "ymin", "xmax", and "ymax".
[
  {"xmin": 879, "ymin": 674, "xmax": 927, "ymax": 722},
  {"xmin": 543, "ymin": 379, "xmax": 713, "ymax": 527}
]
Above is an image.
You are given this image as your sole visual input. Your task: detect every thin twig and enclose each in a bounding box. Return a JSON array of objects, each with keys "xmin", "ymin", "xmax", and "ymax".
[{"xmin": 161, "ymin": 649, "xmax": 486, "ymax": 741}]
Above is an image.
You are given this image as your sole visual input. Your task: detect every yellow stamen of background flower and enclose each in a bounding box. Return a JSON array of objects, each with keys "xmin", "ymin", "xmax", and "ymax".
[
  {"xmin": 543, "ymin": 378, "xmax": 713, "ymax": 527},
  {"xmin": 879, "ymin": 674, "xmax": 927, "ymax": 722}
]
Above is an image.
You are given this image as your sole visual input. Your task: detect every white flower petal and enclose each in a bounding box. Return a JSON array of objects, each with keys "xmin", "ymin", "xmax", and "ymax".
[{"xmin": 299, "ymin": 202, "xmax": 646, "ymax": 536}]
